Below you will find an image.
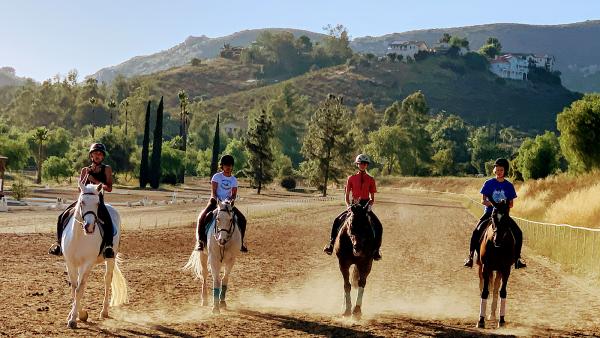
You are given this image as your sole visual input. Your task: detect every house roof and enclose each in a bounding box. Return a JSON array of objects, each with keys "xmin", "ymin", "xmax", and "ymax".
[{"xmin": 389, "ymin": 40, "xmax": 427, "ymax": 46}]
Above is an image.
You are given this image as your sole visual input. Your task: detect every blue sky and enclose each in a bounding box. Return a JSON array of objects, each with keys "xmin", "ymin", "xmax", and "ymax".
[{"xmin": 1, "ymin": 0, "xmax": 598, "ymax": 81}]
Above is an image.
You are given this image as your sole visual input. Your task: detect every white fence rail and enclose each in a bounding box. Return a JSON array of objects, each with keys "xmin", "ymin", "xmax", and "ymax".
[{"xmin": 398, "ymin": 187, "xmax": 600, "ymax": 277}]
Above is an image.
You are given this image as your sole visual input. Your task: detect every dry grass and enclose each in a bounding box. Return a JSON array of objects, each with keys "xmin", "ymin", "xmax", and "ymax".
[{"xmin": 513, "ymin": 171, "xmax": 600, "ymax": 228}]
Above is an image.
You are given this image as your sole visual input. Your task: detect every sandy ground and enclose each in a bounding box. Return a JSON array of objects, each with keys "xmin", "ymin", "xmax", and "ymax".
[{"xmin": 2, "ymin": 191, "xmax": 600, "ymax": 337}]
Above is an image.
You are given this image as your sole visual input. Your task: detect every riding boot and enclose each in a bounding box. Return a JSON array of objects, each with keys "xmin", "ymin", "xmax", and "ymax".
[
  {"xmin": 49, "ymin": 202, "xmax": 76, "ymax": 256},
  {"xmin": 509, "ymin": 218, "xmax": 526, "ymax": 269},
  {"xmin": 98, "ymin": 196, "xmax": 114, "ymax": 259},
  {"xmin": 234, "ymin": 207, "xmax": 248, "ymax": 252},
  {"xmin": 369, "ymin": 211, "xmax": 383, "ymax": 261},
  {"xmin": 464, "ymin": 214, "xmax": 490, "ymax": 267},
  {"xmin": 463, "ymin": 251, "xmax": 474, "ymax": 267},
  {"xmin": 324, "ymin": 211, "xmax": 347, "ymax": 255},
  {"xmin": 196, "ymin": 200, "xmax": 217, "ymax": 251}
]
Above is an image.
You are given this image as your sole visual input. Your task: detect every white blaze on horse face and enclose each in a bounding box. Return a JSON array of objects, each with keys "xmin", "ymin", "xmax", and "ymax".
[
  {"xmin": 79, "ymin": 185, "xmax": 100, "ymax": 234},
  {"xmin": 215, "ymin": 206, "xmax": 234, "ymax": 245}
]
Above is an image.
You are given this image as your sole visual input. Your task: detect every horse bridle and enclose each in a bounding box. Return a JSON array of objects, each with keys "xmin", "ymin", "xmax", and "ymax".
[
  {"xmin": 76, "ymin": 192, "xmax": 101, "ymax": 234},
  {"xmin": 213, "ymin": 206, "xmax": 235, "ymax": 243}
]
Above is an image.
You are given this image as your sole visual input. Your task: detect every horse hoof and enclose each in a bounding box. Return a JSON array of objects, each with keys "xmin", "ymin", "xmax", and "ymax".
[
  {"xmin": 476, "ymin": 321, "xmax": 485, "ymax": 329},
  {"xmin": 68, "ymin": 320, "xmax": 77, "ymax": 329},
  {"xmin": 78, "ymin": 310, "xmax": 88, "ymax": 322},
  {"xmin": 352, "ymin": 306, "xmax": 362, "ymax": 320},
  {"xmin": 498, "ymin": 317, "xmax": 506, "ymax": 327},
  {"xmin": 100, "ymin": 311, "xmax": 109, "ymax": 319},
  {"xmin": 219, "ymin": 300, "xmax": 227, "ymax": 309},
  {"xmin": 342, "ymin": 310, "xmax": 351, "ymax": 317},
  {"xmin": 212, "ymin": 307, "xmax": 220, "ymax": 315}
]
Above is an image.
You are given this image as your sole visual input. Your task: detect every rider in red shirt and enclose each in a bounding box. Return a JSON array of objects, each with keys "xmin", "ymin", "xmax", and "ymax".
[{"xmin": 323, "ymin": 154, "xmax": 383, "ymax": 260}]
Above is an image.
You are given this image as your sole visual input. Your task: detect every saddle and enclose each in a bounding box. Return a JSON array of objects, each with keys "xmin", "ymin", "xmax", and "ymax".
[{"xmin": 60, "ymin": 206, "xmax": 114, "ymax": 254}]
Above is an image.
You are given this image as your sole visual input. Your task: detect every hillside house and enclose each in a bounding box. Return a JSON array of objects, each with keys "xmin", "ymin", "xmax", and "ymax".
[
  {"xmin": 489, "ymin": 53, "xmax": 556, "ymax": 80},
  {"xmin": 431, "ymin": 42, "xmax": 468, "ymax": 56},
  {"xmin": 222, "ymin": 120, "xmax": 247, "ymax": 136},
  {"xmin": 220, "ymin": 44, "xmax": 244, "ymax": 61},
  {"xmin": 387, "ymin": 41, "xmax": 429, "ymax": 60}
]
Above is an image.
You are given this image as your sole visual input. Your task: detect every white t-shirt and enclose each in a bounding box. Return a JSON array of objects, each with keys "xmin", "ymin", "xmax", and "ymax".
[{"xmin": 211, "ymin": 172, "xmax": 238, "ymax": 201}]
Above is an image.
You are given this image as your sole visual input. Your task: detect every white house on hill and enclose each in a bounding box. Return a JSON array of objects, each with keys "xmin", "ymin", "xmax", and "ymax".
[
  {"xmin": 489, "ymin": 53, "xmax": 555, "ymax": 80},
  {"xmin": 387, "ymin": 41, "xmax": 429, "ymax": 60}
]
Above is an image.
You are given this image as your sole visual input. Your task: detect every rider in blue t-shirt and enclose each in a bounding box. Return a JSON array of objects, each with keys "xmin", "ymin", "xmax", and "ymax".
[{"xmin": 463, "ymin": 158, "xmax": 527, "ymax": 269}]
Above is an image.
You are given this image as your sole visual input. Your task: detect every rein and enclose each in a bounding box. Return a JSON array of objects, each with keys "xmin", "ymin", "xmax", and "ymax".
[{"xmin": 212, "ymin": 206, "xmax": 236, "ymax": 262}]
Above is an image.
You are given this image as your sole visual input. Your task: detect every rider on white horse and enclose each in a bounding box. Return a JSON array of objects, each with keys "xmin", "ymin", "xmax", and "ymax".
[
  {"xmin": 49, "ymin": 143, "xmax": 115, "ymax": 258},
  {"xmin": 196, "ymin": 154, "xmax": 248, "ymax": 253}
]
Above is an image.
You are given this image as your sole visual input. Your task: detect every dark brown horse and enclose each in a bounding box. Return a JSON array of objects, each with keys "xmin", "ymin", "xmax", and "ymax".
[
  {"xmin": 476, "ymin": 199, "xmax": 515, "ymax": 329},
  {"xmin": 334, "ymin": 203, "xmax": 375, "ymax": 320}
]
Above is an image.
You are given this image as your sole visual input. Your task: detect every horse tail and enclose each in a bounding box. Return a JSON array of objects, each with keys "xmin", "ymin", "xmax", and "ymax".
[
  {"xmin": 351, "ymin": 265, "xmax": 359, "ymax": 288},
  {"xmin": 110, "ymin": 253, "xmax": 129, "ymax": 306},
  {"xmin": 183, "ymin": 250, "xmax": 203, "ymax": 279}
]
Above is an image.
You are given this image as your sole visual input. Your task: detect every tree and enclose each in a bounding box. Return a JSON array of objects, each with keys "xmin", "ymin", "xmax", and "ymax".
[
  {"xmin": 159, "ymin": 142, "xmax": 185, "ymax": 184},
  {"xmin": 354, "ymin": 103, "xmax": 380, "ymax": 134},
  {"xmin": 33, "ymin": 127, "xmax": 49, "ymax": 184},
  {"xmin": 150, "ymin": 97, "xmax": 164, "ymax": 189},
  {"xmin": 515, "ymin": 131, "xmax": 561, "ymax": 180},
  {"xmin": 191, "ymin": 57, "xmax": 202, "ymax": 66},
  {"xmin": 449, "ymin": 36, "xmax": 469, "ymax": 49},
  {"xmin": 245, "ymin": 109, "xmax": 274, "ymax": 194},
  {"xmin": 301, "ymin": 94, "xmax": 354, "ymax": 196},
  {"xmin": 139, "ymin": 101, "xmax": 151, "ymax": 188},
  {"xmin": 177, "ymin": 89, "xmax": 189, "ymax": 183},
  {"xmin": 210, "ymin": 113, "xmax": 220, "ymax": 176},
  {"xmin": 479, "ymin": 37, "xmax": 502, "ymax": 59},
  {"xmin": 89, "ymin": 96, "xmax": 97, "ymax": 138},
  {"xmin": 0, "ymin": 136, "xmax": 30, "ymax": 170},
  {"xmin": 469, "ymin": 126, "xmax": 508, "ymax": 174},
  {"xmin": 439, "ymin": 33, "xmax": 451, "ymax": 43},
  {"xmin": 224, "ymin": 138, "xmax": 249, "ymax": 173},
  {"xmin": 107, "ymin": 99, "xmax": 116, "ymax": 133},
  {"xmin": 365, "ymin": 125, "xmax": 409, "ymax": 174},
  {"xmin": 426, "ymin": 114, "xmax": 471, "ymax": 175},
  {"xmin": 120, "ymin": 98, "xmax": 129, "ymax": 136},
  {"xmin": 557, "ymin": 94, "xmax": 600, "ymax": 172},
  {"xmin": 43, "ymin": 156, "xmax": 73, "ymax": 183}
]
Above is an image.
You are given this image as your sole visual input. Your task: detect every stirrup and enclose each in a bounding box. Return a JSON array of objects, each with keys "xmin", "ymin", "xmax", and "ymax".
[
  {"xmin": 463, "ymin": 257, "xmax": 474, "ymax": 268},
  {"xmin": 195, "ymin": 241, "xmax": 205, "ymax": 251},
  {"xmin": 241, "ymin": 244, "xmax": 248, "ymax": 253},
  {"xmin": 373, "ymin": 250, "xmax": 382, "ymax": 261},
  {"xmin": 103, "ymin": 246, "xmax": 115, "ymax": 259},
  {"xmin": 323, "ymin": 244, "xmax": 333, "ymax": 255},
  {"xmin": 515, "ymin": 259, "xmax": 527, "ymax": 269}
]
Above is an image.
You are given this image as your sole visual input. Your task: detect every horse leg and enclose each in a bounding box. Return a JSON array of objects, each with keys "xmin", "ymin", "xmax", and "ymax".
[
  {"xmin": 489, "ymin": 272, "xmax": 501, "ymax": 321},
  {"xmin": 200, "ymin": 252, "xmax": 209, "ymax": 306},
  {"xmin": 477, "ymin": 265, "xmax": 491, "ymax": 328},
  {"xmin": 100, "ymin": 259, "xmax": 115, "ymax": 319},
  {"xmin": 69, "ymin": 264, "xmax": 93, "ymax": 329},
  {"xmin": 339, "ymin": 262, "xmax": 351, "ymax": 317},
  {"xmin": 498, "ymin": 269, "xmax": 510, "ymax": 328},
  {"xmin": 66, "ymin": 262, "xmax": 79, "ymax": 329},
  {"xmin": 353, "ymin": 262, "xmax": 372, "ymax": 320},
  {"xmin": 209, "ymin": 257, "xmax": 221, "ymax": 314},
  {"xmin": 219, "ymin": 260, "xmax": 234, "ymax": 310}
]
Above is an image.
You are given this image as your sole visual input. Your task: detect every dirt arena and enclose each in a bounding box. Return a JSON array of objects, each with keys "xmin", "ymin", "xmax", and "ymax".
[{"xmin": 2, "ymin": 189, "xmax": 600, "ymax": 337}]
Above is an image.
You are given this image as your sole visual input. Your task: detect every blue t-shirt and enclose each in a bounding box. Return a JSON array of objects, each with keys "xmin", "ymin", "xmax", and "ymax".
[{"xmin": 480, "ymin": 178, "xmax": 517, "ymax": 213}]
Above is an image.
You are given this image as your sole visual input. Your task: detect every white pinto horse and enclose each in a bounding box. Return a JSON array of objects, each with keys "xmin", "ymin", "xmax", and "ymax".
[
  {"xmin": 184, "ymin": 200, "xmax": 241, "ymax": 314},
  {"xmin": 62, "ymin": 182, "xmax": 128, "ymax": 328}
]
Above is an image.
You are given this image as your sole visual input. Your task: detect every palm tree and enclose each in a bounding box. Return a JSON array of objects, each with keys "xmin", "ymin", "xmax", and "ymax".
[
  {"xmin": 89, "ymin": 96, "xmax": 97, "ymax": 138},
  {"xmin": 177, "ymin": 90, "xmax": 189, "ymax": 183},
  {"xmin": 34, "ymin": 127, "xmax": 49, "ymax": 184},
  {"xmin": 108, "ymin": 99, "xmax": 117, "ymax": 133},
  {"xmin": 120, "ymin": 98, "xmax": 129, "ymax": 136}
]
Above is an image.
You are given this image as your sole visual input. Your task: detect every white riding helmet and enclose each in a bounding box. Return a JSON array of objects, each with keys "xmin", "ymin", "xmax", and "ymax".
[{"xmin": 355, "ymin": 154, "xmax": 371, "ymax": 164}]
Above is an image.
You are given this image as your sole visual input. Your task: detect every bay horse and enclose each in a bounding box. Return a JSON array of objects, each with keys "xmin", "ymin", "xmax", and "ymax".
[
  {"xmin": 62, "ymin": 182, "xmax": 128, "ymax": 329},
  {"xmin": 334, "ymin": 203, "xmax": 375, "ymax": 320},
  {"xmin": 476, "ymin": 199, "xmax": 515, "ymax": 329},
  {"xmin": 184, "ymin": 200, "xmax": 241, "ymax": 314}
]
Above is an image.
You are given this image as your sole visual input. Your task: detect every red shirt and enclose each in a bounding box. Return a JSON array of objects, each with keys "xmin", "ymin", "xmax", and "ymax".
[{"xmin": 346, "ymin": 171, "xmax": 377, "ymax": 201}]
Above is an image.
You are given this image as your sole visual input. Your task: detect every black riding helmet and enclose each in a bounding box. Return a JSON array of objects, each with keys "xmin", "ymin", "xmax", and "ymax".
[
  {"xmin": 494, "ymin": 158, "xmax": 509, "ymax": 173},
  {"xmin": 219, "ymin": 154, "xmax": 235, "ymax": 166},
  {"xmin": 89, "ymin": 143, "xmax": 107, "ymax": 156}
]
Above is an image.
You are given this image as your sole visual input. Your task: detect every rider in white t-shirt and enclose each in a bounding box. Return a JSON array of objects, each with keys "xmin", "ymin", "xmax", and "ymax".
[{"xmin": 195, "ymin": 154, "xmax": 248, "ymax": 252}]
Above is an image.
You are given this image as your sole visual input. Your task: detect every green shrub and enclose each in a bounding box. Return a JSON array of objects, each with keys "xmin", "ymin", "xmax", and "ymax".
[
  {"xmin": 280, "ymin": 176, "xmax": 297, "ymax": 190},
  {"xmin": 11, "ymin": 179, "xmax": 28, "ymax": 201}
]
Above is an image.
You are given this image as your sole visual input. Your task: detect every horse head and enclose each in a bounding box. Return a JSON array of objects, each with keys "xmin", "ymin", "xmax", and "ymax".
[
  {"xmin": 345, "ymin": 203, "xmax": 373, "ymax": 257},
  {"xmin": 77, "ymin": 181, "xmax": 102, "ymax": 235},
  {"xmin": 490, "ymin": 199, "xmax": 511, "ymax": 248},
  {"xmin": 214, "ymin": 200, "xmax": 235, "ymax": 246}
]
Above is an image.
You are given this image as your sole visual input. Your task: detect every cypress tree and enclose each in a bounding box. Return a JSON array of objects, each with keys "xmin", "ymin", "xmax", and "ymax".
[
  {"xmin": 150, "ymin": 96, "xmax": 164, "ymax": 189},
  {"xmin": 245, "ymin": 109, "xmax": 274, "ymax": 194},
  {"xmin": 210, "ymin": 113, "xmax": 220, "ymax": 176},
  {"xmin": 139, "ymin": 100, "xmax": 151, "ymax": 188}
]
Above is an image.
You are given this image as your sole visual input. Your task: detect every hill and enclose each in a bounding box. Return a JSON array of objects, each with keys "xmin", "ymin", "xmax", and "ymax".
[
  {"xmin": 92, "ymin": 28, "xmax": 326, "ymax": 83},
  {"xmin": 195, "ymin": 55, "xmax": 580, "ymax": 132},
  {"xmin": 0, "ymin": 67, "xmax": 28, "ymax": 88},
  {"xmin": 350, "ymin": 20, "xmax": 600, "ymax": 93}
]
